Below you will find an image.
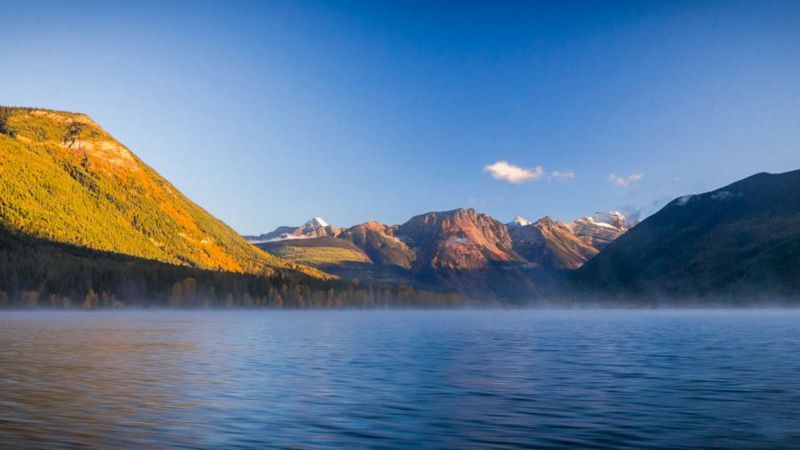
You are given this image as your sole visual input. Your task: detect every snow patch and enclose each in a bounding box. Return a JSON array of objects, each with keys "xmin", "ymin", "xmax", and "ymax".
[
  {"xmin": 248, "ymin": 234, "xmax": 310, "ymax": 244},
  {"xmin": 307, "ymin": 217, "xmax": 329, "ymax": 227},
  {"xmin": 507, "ymin": 216, "xmax": 531, "ymax": 228},
  {"xmin": 591, "ymin": 211, "xmax": 624, "ymax": 223},
  {"xmin": 301, "ymin": 217, "xmax": 329, "ymax": 232},
  {"xmin": 576, "ymin": 211, "xmax": 626, "ymax": 229},
  {"xmin": 588, "ymin": 221, "xmax": 616, "ymax": 229}
]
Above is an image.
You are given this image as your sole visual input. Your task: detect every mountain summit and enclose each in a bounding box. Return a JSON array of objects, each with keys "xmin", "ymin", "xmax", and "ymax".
[
  {"xmin": 507, "ymin": 216, "xmax": 532, "ymax": 229},
  {"xmin": 507, "ymin": 211, "xmax": 631, "ymax": 270},
  {"xmin": 510, "ymin": 216, "xmax": 599, "ymax": 270},
  {"xmin": 569, "ymin": 211, "xmax": 630, "ymax": 250},
  {"xmin": 245, "ymin": 217, "xmax": 341, "ymax": 243},
  {"xmin": 247, "ymin": 208, "xmax": 634, "ymax": 298},
  {"xmin": 398, "ymin": 208, "xmax": 522, "ymax": 272}
]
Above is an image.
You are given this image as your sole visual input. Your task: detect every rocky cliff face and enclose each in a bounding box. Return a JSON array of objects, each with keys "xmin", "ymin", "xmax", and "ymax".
[
  {"xmin": 246, "ymin": 208, "xmax": 632, "ymax": 299},
  {"xmin": 388, "ymin": 208, "xmax": 533, "ymax": 297},
  {"xmin": 510, "ymin": 217, "xmax": 599, "ymax": 270},
  {"xmin": 569, "ymin": 211, "xmax": 629, "ymax": 250},
  {"xmin": 508, "ymin": 212, "xmax": 630, "ymax": 270},
  {"xmin": 338, "ymin": 221, "xmax": 415, "ymax": 269},
  {"xmin": 397, "ymin": 208, "xmax": 522, "ymax": 272}
]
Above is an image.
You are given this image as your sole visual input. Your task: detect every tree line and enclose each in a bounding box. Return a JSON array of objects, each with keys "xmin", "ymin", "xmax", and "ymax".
[{"xmin": 0, "ymin": 226, "xmax": 469, "ymax": 309}]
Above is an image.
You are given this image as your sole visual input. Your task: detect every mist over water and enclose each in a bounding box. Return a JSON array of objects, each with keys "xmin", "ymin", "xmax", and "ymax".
[{"xmin": 1, "ymin": 309, "xmax": 799, "ymax": 449}]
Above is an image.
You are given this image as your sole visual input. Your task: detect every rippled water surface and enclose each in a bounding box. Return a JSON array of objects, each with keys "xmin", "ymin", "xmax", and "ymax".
[{"xmin": 1, "ymin": 310, "xmax": 799, "ymax": 449}]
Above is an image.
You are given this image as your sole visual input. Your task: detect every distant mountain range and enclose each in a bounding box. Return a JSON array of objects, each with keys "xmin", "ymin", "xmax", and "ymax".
[
  {"xmin": 246, "ymin": 170, "xmax": 800, "ymax": 304},
  {"xmin": 248, "ymin": 208, "xmax": 631, "ymax": 297},
  {"xmin": 3, "ymin": 105, "xmax": 800, "ymax": 307},
  {"xmin": 244, "ymin": 217, "xmax": 340, "ymax": 243}
]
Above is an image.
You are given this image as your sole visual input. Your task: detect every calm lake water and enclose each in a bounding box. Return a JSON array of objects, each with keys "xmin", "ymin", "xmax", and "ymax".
[{"xmin": 0, "ymin": 310, "xmax": 799, "ymax": 449}]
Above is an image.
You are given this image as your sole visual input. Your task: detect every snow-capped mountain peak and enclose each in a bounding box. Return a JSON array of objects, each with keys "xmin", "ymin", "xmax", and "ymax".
[
  {"xmin": 245, "ymin": 217, "xmax": 339, "ymax": 243},
  {"xmin": 306, "ymin": 217, "xmax": 329, "ymax": 228},
  {"xmin": 300, "ymin": 217, "xmax": 334, "ymax": 234},
  {"xmin": 507, "ymin": 216, "xmax": 532, "ymax": 229},
  {"xmin": 567, "ymin": 211, "xmax": 629, "ymax": 250},
  {"xmin": 586, "ymin": 211, "xmax": 626, "ymax": 229}
]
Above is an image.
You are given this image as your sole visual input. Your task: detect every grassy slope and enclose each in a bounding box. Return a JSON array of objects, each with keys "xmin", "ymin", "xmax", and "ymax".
[
  {"xmin": 0, "ymin": 107, "xmax": 328, "ymax": 279},
  {"xmin": 257, "ymin": 237, "xmax": 371, "ymax": 265}
]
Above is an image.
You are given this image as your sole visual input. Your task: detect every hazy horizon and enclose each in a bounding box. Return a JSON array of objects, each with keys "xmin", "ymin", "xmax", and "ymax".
[{"xmin": 2, "ymin": 0, "xmax": 799, "ymax": 233}]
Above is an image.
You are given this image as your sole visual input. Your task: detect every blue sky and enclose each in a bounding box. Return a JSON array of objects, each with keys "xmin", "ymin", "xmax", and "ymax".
[{"xmin": 2, "ymin": 1, "xmax": 799, "ymax": 233}]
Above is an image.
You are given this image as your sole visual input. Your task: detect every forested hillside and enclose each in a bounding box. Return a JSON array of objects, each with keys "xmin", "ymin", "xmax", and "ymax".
[
  {"xmin": 0, "ymin": 224, "xmax": 466, "ymax": 309},
  {"xmin": 0, "ymin": 106, "xmax": 325, "ymax": 279}
]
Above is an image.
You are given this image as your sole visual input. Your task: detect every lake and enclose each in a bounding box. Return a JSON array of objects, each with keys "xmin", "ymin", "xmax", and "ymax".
[{"xmin": 0, "ymin": 309, "xmax": 799, "ymax": 449}]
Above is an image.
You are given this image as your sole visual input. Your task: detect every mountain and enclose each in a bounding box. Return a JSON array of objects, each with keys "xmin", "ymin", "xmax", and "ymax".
[
  {"xmin": 397, "ymin": 208, "xmax": 523, "ymax": 272},
  {"xmin": 510, "ymin": 216, "xmax": 599, "ymax": 270},
  {"xmin": 507, "ymin": 211, "xmax": 630, "ymax": 270},
  {"xmin": 575, "ymin": 170, "xmax": 800, "ymax": 300},
  {"xmin": 338, "ymin": 221, "xmax": 415, "ymax": 268},
  {"xmin": 252, "ymin": 209, "xmax": 538, "ymax": 297},
  {"xmin": 245, "ymin": 226, "xmax": 297, "ymax": 243},
  {"xmin": 249, "ymin": 208, "xmax": 632, "ymax": 299},
  {"xmin": 569, "ymin": 211, "xmax": 629, "ymax": 250},
  {"xmin": 0, "ymin": 106, "xmax": 326, "ymax": 279},
  {"xmin": 254, "ymin": 232, "xmax": 421, "ymax": 287},
  {"xmin": 245, "ymin": 217, "xmax": 340, "ymax": 243},
  {"xmin": 507, "ymin": 216, "xmax": 532, "ymax": 229},
  {"xmin": 392, "ymin": 208, "xmax": 535, "ymax": 296}
]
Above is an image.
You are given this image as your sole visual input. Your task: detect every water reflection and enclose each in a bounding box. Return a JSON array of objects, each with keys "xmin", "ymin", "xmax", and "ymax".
[{"xmin": 1, "ymin": 310, "xmax": 799, "ymax": 448}]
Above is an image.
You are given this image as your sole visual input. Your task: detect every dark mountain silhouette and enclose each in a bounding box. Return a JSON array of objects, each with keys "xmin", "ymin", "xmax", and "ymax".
[{"xmin": 575, "ymin": 170, "xmax": 800, "ymax": 301}]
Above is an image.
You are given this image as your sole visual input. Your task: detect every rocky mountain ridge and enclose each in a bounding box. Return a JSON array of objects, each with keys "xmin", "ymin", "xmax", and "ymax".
[
  {"xmin": 245, "ymin": 217, "xmax": 341, "ymax": 243},
  {"xmin": 248, "ymin": 208, "xmax": 632, "ymax": 295}
]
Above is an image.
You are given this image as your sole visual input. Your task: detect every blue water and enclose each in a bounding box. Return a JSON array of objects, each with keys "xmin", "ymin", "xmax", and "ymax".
[{"xmin": 0, "ymin": 310, "xmax": 799, "ymax": 449}]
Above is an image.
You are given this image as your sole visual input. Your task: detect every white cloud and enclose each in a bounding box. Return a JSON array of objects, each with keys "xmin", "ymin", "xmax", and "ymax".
[
  {"xmin": 608, "ymin": 173, "xmax": 643, "ymax": 188},
  {"xmin": 484, "ymin": 161, "xmax": 544, "ymax": 184},
  {"xmin": 550, "ymin": 170, "xmax": 575, "ymax": 182}
]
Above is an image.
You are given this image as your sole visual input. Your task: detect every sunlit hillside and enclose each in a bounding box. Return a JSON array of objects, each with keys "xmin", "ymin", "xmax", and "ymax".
[{"xmin": 0, "ymin": 106, "xmax": 328, "ymax": 279}]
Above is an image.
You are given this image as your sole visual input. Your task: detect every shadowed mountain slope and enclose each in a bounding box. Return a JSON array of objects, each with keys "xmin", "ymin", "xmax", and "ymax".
[{"xmin": 575, "ymin": 170, "xmax": 800, "ymax": 299}]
